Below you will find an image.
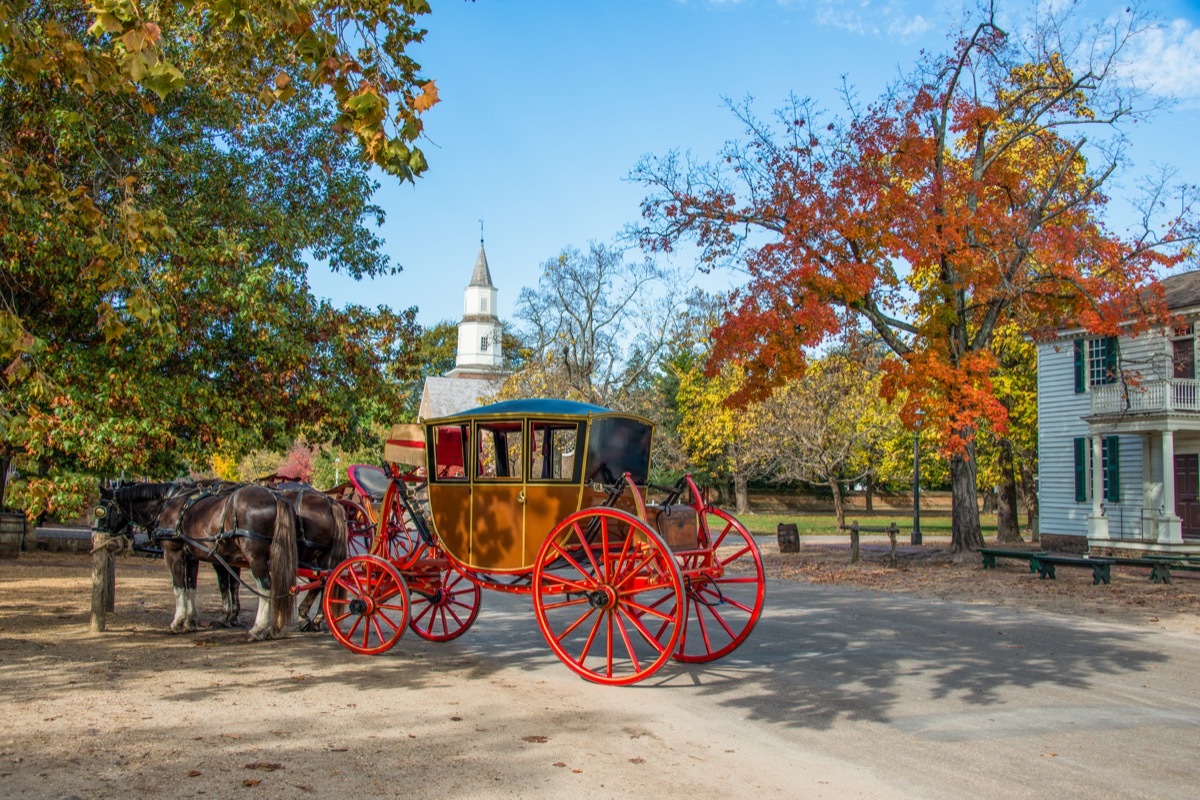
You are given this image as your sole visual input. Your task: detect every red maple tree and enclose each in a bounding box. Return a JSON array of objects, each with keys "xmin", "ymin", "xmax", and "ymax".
[{"xmin": 633, "ymin": 4, "xmax": 1198, "ymax": 551}]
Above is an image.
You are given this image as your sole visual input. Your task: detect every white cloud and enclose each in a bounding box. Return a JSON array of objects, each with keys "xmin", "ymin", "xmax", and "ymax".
[
  {"xmin": 1121, "ymin": 18, "xmax": 1200, "ymax": 100},
  {"xmin": 806, "ymin": 1, "xmax": 937, "ymax": 42},
  {"xmin": 888, "ymin": 13, "xmax": 933, "ymax": 40}
]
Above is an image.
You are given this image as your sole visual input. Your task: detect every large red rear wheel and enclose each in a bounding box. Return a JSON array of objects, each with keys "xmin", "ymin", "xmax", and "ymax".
[
  {"xmin": 533, "ymin": 508, "xmax": 683, "ymax": 685},
  {"xmin": 669, "ymin": 507, "xmax": 765, "ymax": 662},
  {"xmin": 322, "ymin": 555, "xmax": 409, "ymax": 655},
  {"xmin": 408, "ymin": 561, "xmax": 482, "ymax": 642}
]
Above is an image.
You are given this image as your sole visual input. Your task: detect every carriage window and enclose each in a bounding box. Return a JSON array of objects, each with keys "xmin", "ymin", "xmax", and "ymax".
[
  {"xmin": 584, "ymin": 417, "xmax": 652, "ymax": 485},
  {"xmin": 429, "ymin": 424, "xmax": 468, "ymax": 482},
  {"xmin": 530, "ymin": 422, "xmax": 583, "ymax": 482},
  {"xmin": 475, "ymin": 422, "xmax": 523, "ymax": 481}
]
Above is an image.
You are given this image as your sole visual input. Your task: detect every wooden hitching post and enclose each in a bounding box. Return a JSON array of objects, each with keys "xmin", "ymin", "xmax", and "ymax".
[
  {"xmin": 850, "ymin": 520, "xmax": 860, "ymax": 564},
  {"xmin": 90, "ymin": 532, "xmax": 116, "ymax": 632},
  {"xmin": 887, "ymin": 522, "xmax": 898, "ymax": 566}
]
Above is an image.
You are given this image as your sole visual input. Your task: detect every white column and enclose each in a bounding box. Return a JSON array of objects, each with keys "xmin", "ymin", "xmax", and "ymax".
[
  {"xmin": 1161, "ymin": 430, "xmax": 1183, "ymax": 544},
  {"xmin": 1088, "ymin": 434, "xmax": 1110, "ymax": 540}
]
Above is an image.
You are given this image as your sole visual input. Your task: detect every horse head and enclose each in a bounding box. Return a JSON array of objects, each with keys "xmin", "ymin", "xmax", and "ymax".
[{"xmin": 93, "ymin": 481, "xmax": 183, "ymax": 536}]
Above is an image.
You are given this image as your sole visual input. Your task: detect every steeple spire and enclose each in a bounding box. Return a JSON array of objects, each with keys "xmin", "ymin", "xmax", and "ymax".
[{"xmin": 469, "ymin": 241, "xmax": 494, "ymax": 288}]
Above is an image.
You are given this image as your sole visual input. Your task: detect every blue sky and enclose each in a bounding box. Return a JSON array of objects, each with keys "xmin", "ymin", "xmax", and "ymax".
[{"xmin": 307, "ymin": 0, "xmax": 1200, "ymax": 328}]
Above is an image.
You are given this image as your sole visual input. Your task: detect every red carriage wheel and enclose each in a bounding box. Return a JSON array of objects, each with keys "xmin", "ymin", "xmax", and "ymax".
[
  {"xmin": 407, "ymin": 562, "xmax": 482, "ymax": 642},
  {"xmin": 322, "ymin": 555, "xmax": 409, "ymax": 655},
  {"xmin": 532, "ymin": 507, "xmax": 683, "ymax": 685},
  {"xmin": 665, "ymin": 506, "xmax": 765, "ymax": 663},
  {"xmin": 338, "ymin": 499, "xmax": 374, "ymax": 557}
]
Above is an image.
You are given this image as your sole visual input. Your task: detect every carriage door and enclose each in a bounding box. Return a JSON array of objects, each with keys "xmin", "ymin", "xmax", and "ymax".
[
  {"xmin": 524, "ymin": 421, "xmax": 586, "ymax": 564},
  {"xmin": 471, "ymin": 421, "xmax": 526, "ymax": 570},
  {"xmin": 1175, "ymin": 454, "xmax": 1200, "ymax": 539},
  {"xmin": 427, "ymin": 423, "xmax": 471, "ymax": 561}
]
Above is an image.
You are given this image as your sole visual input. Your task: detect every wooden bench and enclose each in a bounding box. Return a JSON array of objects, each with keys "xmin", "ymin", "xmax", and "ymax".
[
  {"xmin": 1137, "ymin": 555, "xmax": 1200, "ymax": 585},
  {"xmin": 979, "ymin": 548, "xmax": 1046, "ymax": 572},
  {"xmin": 1032, "ymin": 554, "xmax": 1113, "ymax": 584},
  {"xmin": 980, "ymin": 548, "xmax": 1112, "ymax": 584}
]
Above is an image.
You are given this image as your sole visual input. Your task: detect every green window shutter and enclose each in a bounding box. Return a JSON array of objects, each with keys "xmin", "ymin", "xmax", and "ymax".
[
  {"xmin": 1074, "ymin": 340, "xmax": 1085, "ymax": 393},
  {"xmin": 1105, "ymin": 436, "xmax": 1120, "ymax": 502},
  {"xmin": 1074, "ymin": 438, "xmax": 1088, "ymax": 502},
  {"xmin": 1104, "ymin": 337, "xmax": 1119, "ymax": 385}
]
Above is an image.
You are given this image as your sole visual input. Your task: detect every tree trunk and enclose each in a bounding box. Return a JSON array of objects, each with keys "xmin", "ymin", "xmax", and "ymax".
[
  {"xmin": 996, "ymin": 437, "xmax": 1022, "ymax": 543},
  {"xmin": 949, "ymin": 438, "xmax": 984, "ymax": 553},
  {"xmin": 865, "ymin": 474, "xmax": 874, "ymax": 513},
  {"xmin": 0, "ymin": 453, "xmax": 9, "ymax": 510},
  {"xmin": 829, "ymin": 476, "xmax": 846, "ymax": 529},
  {"xmin": 733, "ymin": 471, "xmax": 749, "ymax": 516},
  {"xmin": 1019, "ymin": 459, "xmax": 1039, "ymax": 540}
]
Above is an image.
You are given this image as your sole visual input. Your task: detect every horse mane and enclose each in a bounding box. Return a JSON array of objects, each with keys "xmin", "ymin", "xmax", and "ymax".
[{"xmin": 116, "ymin": 482, "xmax": 181, "ymax": 503}]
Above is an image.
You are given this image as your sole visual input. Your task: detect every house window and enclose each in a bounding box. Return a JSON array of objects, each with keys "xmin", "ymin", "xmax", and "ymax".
[
  {"xmin": 480, "ymin": 336, "xmax": 489, "ymax": 352},
  {"xmin": 1074, "ymin": 337, "xmax": 1118, "ymax": 393},
  {"xmin": 1173, "ymin": 334, "xmax": 1195, "ymax": 380},
  {"xmin": 1073, "ymin": 436, "xmax": 1121, "ymax": 503}
]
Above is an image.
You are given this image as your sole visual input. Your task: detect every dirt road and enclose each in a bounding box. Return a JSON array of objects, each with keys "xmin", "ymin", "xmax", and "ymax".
[{"xmin": 4, "ymin": 549, "xmax": 1200, "ymax": 799}]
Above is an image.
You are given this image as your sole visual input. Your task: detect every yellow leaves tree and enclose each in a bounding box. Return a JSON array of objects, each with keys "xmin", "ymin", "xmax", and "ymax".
[{"xmin": 674, "ymin": 364, "xmax": 768, "ymax": 515}]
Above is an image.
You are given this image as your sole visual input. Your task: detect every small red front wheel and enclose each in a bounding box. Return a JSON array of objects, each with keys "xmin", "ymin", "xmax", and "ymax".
[
  {"xmin": 533, "ymin": 507, "xmax": 683, "ymax": 685},
  {"xmin": 338, "ymin": 499, "xmax": 374, "ymax": 557},
  {"xmin": 322, "ymin": 555, "xmax": 409, "ymax": 655},
  {"xmin": 408, "ymin": 561, "xmax": 482, "ymax": 642}
]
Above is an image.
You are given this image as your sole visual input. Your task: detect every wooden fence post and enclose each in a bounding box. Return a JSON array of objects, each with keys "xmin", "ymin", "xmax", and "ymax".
[
  {"xmin": 887, "ymin": 522, "xmax": 898, "ymax": 566},
  {"xmin": 850, "ymin": 520, "xmax": 860, "ymax": 564},
  {"xmin": 90, "ymin": 532, "xmax": 116, "ymax": 632}
]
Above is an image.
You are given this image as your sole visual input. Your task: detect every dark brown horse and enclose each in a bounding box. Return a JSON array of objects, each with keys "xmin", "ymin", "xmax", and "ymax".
[{"xmin": 152, "ymin": 483, "xmax": 298, "ymax": 640}]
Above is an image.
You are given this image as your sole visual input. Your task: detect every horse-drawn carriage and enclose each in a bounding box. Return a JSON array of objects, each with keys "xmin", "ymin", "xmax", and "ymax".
[{"xmin": 317, "ymin": 399, "xmax": 766, "ymax": 685}]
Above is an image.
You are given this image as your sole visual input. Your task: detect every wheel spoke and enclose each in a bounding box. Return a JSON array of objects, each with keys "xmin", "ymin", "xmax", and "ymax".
[
  {"xmin": 613, "ymin": 610, "xmax": 642, "ymax": 674},
  {"xmin": 550, "ymin": 540, "xmax": 597, "ymax": 583},
  {"xmin": 575, "ymin": 608, "xmax": 603, "ymax": 665},
  {"xmin": 571, "ymin": 521, "xmax": 604, "ymax": 578},
  {"xmin": 620, "ymin": 605, "xmax": 669, "ymax": 652},
  {"xmin": 557, "ymin": 605, "xmax": 598, "ymax": 640}
]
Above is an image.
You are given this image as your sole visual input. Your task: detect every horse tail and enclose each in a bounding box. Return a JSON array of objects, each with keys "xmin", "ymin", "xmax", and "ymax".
[
  {"xmin": 330, "ymin": 498, "xmax": 348, "ymax": 566},
  {"xmin": 269, "ymin": 493, "xmax": 298, "ymax": 634}
]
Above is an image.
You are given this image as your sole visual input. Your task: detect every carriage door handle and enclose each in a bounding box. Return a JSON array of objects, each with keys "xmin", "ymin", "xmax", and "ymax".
[{"xmin": 517, "ymin": 490, "xmax": 526, "ymax": 504}]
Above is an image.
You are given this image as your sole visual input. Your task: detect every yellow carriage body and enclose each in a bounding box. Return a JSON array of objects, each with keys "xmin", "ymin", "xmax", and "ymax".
[{"xmin": 421, "ymin": 399, "xmax": 654, "ymax": 573}]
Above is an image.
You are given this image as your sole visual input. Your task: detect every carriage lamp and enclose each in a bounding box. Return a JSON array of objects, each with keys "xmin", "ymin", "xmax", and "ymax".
[
  {"xmin": 912, "ymin": 408, "xmax": 925, "ymax": 546},
  {"xmin": 94, "ymin": 505, "xmax": 107, "ymax": 519}
]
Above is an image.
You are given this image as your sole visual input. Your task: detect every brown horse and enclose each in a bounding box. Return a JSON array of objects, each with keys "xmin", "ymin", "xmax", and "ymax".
[
  {"xmin": 269, "ymin": 483, "xmax": 348, "ymax": 630},
  {"xmin": 153, "ymin": 483, "xmax": 297, "ymax": 640}
]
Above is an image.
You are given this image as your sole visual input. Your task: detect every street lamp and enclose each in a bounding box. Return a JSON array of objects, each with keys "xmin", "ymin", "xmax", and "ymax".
[{"xmin": 912, "ymin": 408, "xmax": 925, "ymax": 545}]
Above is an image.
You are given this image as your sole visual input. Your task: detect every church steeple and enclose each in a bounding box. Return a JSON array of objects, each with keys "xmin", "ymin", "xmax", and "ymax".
[{"xmin": 451, "ymin": 239, "xmax": 504, "ymax": 375}]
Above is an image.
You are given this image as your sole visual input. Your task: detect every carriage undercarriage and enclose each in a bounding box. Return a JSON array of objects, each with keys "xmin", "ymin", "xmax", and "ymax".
[{"xmin": 312, "ymin": 400, "xmax": 766, "ymax": 685}]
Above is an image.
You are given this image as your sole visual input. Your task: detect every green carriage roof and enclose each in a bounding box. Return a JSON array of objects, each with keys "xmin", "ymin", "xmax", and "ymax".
[{"xmin": 446, "ymin": 398, "xmax": 612, "ymax": 419}]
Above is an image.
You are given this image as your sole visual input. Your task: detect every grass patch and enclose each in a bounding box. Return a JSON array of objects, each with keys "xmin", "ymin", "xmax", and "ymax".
[{"xmin": 737, "ymin": 511, "xmax": 998, "ymax": 539}]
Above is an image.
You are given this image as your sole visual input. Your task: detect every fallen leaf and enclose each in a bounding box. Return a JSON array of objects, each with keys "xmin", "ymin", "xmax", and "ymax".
[
  {"xmin": 1042, "ymin": 753, "xmax": 1057, "ymax": 758},
  {"xmin": 187, "ymin": 770, "xmax": 202, "ymax": 777},
  {"xmin": 243, "ymin": 778, "xmax": 262, "ymax": 787},
  {"xmin": 220, "ymin": 733, "xmax": 242, "ymax": 740},
  {"xmin": 328, "ymin": 747, "xmax": 348, "ymax": 752},
  {"xmin": 450, "ymin": 716, "xmax": 463, "ymax": 722},
  {"xmin": 572, "ymin": 769, "xmax": 582, "ymax": 773},
  {"xmin": 522, "ymin": 736, "xmax": 548, "ymax": 743},
  {"xmin": 553, "ymin": 762, "xmax": 567, "ymax": 768},
  {"xmin": 629, "ymin": 757, "xmax": 645, "ymax": 764},
  {"xmin": 244, "ymin": 762, "xmax": 284, "ymax": 771}
]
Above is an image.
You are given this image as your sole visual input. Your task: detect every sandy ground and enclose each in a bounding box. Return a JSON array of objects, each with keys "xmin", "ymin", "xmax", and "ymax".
[{"xmin": 2, "ymin": 541, "xmax": 1199, "ymax": 799}]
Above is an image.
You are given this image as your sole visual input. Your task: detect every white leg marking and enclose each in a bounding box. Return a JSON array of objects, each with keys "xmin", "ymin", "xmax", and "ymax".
[{"xmin": 248, "ymin": 576, "xmax": 274, "ymax": 640}]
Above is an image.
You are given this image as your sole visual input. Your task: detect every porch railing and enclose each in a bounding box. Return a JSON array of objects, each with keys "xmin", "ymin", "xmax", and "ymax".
[{"xmin": 1091, "ymin": 378, "xmax": 1200, "ymax": 416}]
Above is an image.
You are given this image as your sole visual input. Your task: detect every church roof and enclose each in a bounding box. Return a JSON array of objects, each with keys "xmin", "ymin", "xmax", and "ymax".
[
  {"xmin": 469, "ymin": 245, "xmax": 494, "ymax": 288},
  {"xmin": 417, "ymin": 376, "xmax": 504, "ymax": 421}
]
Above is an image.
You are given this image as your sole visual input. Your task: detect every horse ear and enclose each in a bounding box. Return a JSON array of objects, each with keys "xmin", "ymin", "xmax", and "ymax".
[{"xmin": 99, "ymin": 485, "xmax": 113, "ymax": 499}]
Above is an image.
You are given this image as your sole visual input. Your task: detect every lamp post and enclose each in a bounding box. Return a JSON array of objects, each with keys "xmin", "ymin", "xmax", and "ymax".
[{"xmin": 912, "ymin": 408, "xmax": 925, "ymax": 545}]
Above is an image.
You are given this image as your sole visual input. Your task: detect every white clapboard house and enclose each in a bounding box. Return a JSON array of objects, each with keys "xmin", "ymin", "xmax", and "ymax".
[{"xmin": 1038, "ymin": 271, "xmax": 1200, "ymax": 555}]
